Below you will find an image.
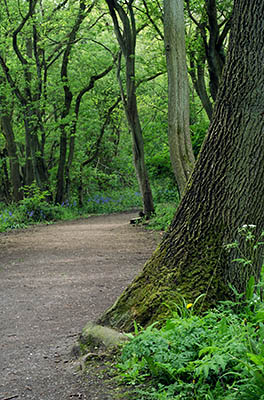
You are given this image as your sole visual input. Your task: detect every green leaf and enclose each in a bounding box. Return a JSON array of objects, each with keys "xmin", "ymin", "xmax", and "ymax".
[
  {"xmin": 246, "ymin": 276, "xmax": 255, "ymax": 300},
  {"xmin": 199, "ymin": 346, "xmax": 220, "ymax": 357},
  {"xmin": 247, "ymin": 353, "xmax": 264, "ymax": 367}
]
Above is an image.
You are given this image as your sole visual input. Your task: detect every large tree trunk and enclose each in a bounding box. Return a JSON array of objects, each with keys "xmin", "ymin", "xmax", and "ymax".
[
  {"xmin": 98, "ymin": 0, "xmax": 264, "ymax": 331},
  {"xmin": 164, "ymin": 0, "xmax": 195, "ymax": 195}
]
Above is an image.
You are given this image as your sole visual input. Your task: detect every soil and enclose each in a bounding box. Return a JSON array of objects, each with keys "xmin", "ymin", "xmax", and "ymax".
[{"xmin": 0, "ymin": 211, "xmax": 161, "ymax": 400}]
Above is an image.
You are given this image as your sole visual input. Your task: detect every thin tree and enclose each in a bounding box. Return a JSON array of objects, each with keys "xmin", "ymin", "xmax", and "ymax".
[
  {"xmin": 98, "ymin": 0, "xmax": 264, "ymax": 330},
  {"xmin": 186, "ymin": 0, "xmax": 233, "ymax": 120},
  {"xmin": 105, "ymin": 0, "xmax": 154, "ymax": 217}
]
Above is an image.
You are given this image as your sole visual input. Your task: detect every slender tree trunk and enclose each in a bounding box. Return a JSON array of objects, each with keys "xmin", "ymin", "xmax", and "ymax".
[
  {"xmin": 98, "ymin": 0, "xmax": 264, "ymax": 331},
  {"xmin": 23, "ymin": 116, "xmax": 35, "ymax": 187},
  {"xmin": 1, "ymin": 115, "xmax": 23, "ymax": 201},
  {"xmin": 106, "ymin": 0, "xmax": 154, "ymax": 217},
  {"xmin": 55, "ymin": 0, "xmax": 87, "ymax": 204},
  {"xmin": 122, "ymin": 54, "xmax": 154, "ymax": 216},
  {"xmin": 55, "ymin": 123, "xmax": 68, "ymax": 204},
  {"xmin": 0, "ymin": 148, "xmax": 11, "ymax": 202},
  {"xmin": 164, "ymin": 0, "xmax": 195, "ymax": 196},
  {"xmin": 189, "ymin": 55, "xmax": 213, "ymax": 121}
]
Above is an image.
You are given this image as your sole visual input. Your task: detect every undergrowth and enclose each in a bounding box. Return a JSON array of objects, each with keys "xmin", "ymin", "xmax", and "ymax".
[
  {"xmin": 117, "ymin": 291, "xmax": 264, "ymax": 399},
  {"xmin": 116, "ymin": 227, "xmax": 264, "ymax": 399},
  {"xmin": 0, "ymin": 181, "xmax": 178, "ymax": 232}
]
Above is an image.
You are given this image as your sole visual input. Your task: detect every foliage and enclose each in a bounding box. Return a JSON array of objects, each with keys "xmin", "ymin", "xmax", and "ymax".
[
  {"xmin": 0, "ymin": 0, "xmax": 208, "ymax": 211},
  {"xmin": 145, "ymin": 203, "xmax": 177, "ymax": 232},
  {"xmin": 17, "ymin": 183, "xmax": 62, "ymax": 222},
  {"xmin": 81, "ymin": 189, "xmax": 143, "ymax": 215},
  {"xmin": 0, "ymin": 185, "xmax": 143, "ymax": 232},
  {"xmin": 190, "ymin": 100, "xmax": 210, "ymax": 158},
  {"xmin": 117, "ymin": 292, "xmax": 264, "ymax": 399},
  {"xmin": 116, "ymin": 227, "xmax": 264, "ymax": 399}
]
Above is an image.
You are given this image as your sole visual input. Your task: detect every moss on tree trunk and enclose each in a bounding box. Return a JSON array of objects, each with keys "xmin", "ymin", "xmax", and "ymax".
[{"xmin": 98, "ymin": 0, "xmax": 264, "ymax": 331}]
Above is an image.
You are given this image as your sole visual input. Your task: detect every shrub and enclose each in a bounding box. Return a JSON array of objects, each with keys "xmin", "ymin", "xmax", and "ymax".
[{"xmin": 117, "ymin": 302, "xmax": 264, "ymax": 399}]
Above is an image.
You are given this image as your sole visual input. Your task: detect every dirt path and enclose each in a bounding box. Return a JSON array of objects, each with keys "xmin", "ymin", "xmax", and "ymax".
[{"xmin": 0, "ymin": 212, "xmax": 161, "ymax": 400}]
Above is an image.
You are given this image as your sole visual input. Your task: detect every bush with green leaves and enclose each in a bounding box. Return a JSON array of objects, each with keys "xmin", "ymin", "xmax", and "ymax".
[
  {"xmin": 0, "ymin": 185, "xmax": 144, "ymax": 232},
  {"xmin": 18, "ymin": 183, "xmax": 63, "ymax": 222},
  {"xmin": 118, "ymin": 299, "xmax": 264, "ymax": 400},
  {"xmin": 146, "ymin": 203, "xmax": 176, "ymax": 231},
  {"xmin": 0, "ymin": 206, "xmax": 27, "ymax": 231},
  {"xmin": 117, "ymin": 227, "xmax": 264, "ymax": 399}
]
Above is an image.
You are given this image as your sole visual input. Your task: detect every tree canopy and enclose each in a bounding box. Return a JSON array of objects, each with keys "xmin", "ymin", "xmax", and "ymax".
[{"xmin": 0, "ymin": 0, "xmax": 218, "ymax": 208}]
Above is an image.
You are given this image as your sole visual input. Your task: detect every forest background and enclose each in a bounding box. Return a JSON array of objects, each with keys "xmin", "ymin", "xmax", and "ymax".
[
  {"xmin": 2, "ymin": 2, "xmax": 264, "ymax": 400},
  {"xmin": 0, "ymin": 0, "xmax": 231, "ymax": 231}
]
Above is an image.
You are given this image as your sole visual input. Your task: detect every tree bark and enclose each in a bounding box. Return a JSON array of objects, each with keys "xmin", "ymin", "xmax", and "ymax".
[
  {"xmin": 98, "ymin": 0, "xmax": 264, "ymax": 331},
  {"xmin": 55, "ymin": 0, "xmax": 87, "ymax": 204},
  {"xmin": 189, "ymin": 50, "xmax": 213, "ymax": 121},
  {"xmin": 105, "ymin": 0, "xmax": 154, "ymax": 217},
  {"xmin": 1, "ymin": 115, "xmax": 23, "ymax": 201},
  {"xmin": 164, "ymin": 0, "xmax": 195, "ymax": 196},
  {"xmin": 0, "ymin": 148, "xmax": 11, "ymax": 202},
  {"xmin": 0, "ymin": 1, "xmax": 49, "ymax": 190},
  {"xmin": 0, "ymin": 75, "xmax": 23, "ymax": 201},
  {"xmin": 186, "ymin": 0, "xmax": 232, "ymax": 112}
]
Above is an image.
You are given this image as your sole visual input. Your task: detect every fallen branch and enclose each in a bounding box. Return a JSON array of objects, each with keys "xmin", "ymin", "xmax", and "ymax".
[{"xmin": 2, "ymin": 395, "xmax": 19, "ymax": 400}]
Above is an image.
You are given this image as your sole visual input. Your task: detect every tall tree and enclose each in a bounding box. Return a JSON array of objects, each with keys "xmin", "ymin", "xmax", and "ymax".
[
  {"xmin": 0, "ymin": 76, "xmax": 23, "ymax": 201},
  {"xmin": 98, "ymin": 0, "xmax": 264, "ymax": 330},
  {"xmin": 0, "ymin": 0, "xmax": 49, "ymax": 188},
  {"xmin": 105, "ymin": 0, "xmax": 154, "ymax": 217},
  {"xmin": 186, "ymin": 0, "xmax": 233, "ymax": 119},
  {"xmin": 164, "ymin": 0, "xmax": 195, "ymax": 196}
]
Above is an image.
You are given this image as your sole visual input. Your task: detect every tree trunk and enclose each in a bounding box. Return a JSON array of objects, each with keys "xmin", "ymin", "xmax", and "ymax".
[
  {"xmin": 0, "ymin": 148, "xmax": 11, "ymax": 202},
  {"xmin": 189, "ymin": 54, "xmax": 213, "ymax": 121},
  {"xmin": 123, "ymin": 54, "xmax": 154, "ymax": 216},
  {"xmin": 0, "ymin": 75, "xmax": 23, "ymax": 201},
  {"xmin": 23, "ymin": 111, "xmax": 49, "ymax": 189},
  {"xmin": 164, "ymin": 0, "xmax": 195, "ymax": 196},
  {"xmin": 98, "ymin": 0, "xmax": 264, "ymax": 331},
  {"xmin": 106, "ymin": 0, "xmax": 154, "ymax": 217},
  {"xmin": 55, "ymin": 125, "xmax": 68, "ymax": 204},
  {"xmin": 1, "ymin": 115, "xmax": 23, "ymax": 201}
]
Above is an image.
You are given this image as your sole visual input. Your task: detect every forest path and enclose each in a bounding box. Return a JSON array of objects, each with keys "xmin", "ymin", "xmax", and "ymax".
[{"xmin": 0, "ymin": 212, "xmax": 160, "ymax": 400}]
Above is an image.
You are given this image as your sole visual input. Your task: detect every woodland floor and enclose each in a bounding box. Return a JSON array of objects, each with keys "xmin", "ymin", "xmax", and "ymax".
[{"xmin": 0, "ymin": 211, "xmax": 161, "ymax": 400}]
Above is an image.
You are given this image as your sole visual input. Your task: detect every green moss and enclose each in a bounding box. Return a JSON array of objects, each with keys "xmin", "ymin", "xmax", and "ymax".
[{"xmin": 99, "ymin": 227, "xmax": 231, "ymax": 331}]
